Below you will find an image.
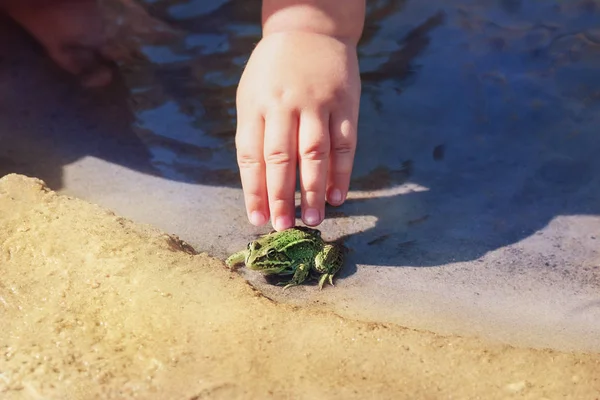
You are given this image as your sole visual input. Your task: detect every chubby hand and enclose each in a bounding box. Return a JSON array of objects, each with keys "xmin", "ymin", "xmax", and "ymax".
[{"xmin": 235, "ymin": 31, "xmax": 361, "ymax": 231}]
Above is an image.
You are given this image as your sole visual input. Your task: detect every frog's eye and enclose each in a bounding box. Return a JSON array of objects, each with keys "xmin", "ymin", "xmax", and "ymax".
[{"xmin": 267, "ymin": 248, "xmax": 277, "ymax": 257}]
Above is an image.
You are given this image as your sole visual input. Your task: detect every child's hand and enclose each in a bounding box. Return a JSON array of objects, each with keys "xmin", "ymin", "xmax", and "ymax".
[{"xmin": 235, "ymin": 31, "xmax": 361, "ymax": 231}]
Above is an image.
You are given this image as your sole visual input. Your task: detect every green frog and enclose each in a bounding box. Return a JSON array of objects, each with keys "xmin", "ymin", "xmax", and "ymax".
[{"xmin": 225, "ymin": 226, "xmax": 344, "ymax": 290}]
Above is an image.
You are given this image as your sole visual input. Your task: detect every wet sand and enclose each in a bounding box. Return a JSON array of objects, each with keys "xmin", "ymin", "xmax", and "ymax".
[{"xmin": 1, "ymin": 173, "xmax": 598, "ymax": 399}]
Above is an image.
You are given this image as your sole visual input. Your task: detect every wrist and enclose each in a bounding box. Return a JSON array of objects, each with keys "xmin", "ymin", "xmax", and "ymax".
[{"xmin": 261, "ymin": 0, "xmax": 365, "ymax": 45}]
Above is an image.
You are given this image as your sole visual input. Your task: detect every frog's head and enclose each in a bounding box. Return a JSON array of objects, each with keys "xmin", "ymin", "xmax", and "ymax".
[{"xmin": 245, "ymin": 234, "xmax": 292, "ymax": 272}]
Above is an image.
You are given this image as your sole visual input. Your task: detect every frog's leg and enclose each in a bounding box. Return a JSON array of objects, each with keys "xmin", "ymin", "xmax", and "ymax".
[
  {"xmin": 314, "ymin": 244, "xmax": 344, "ymax": 290},
  {"xmin": 280, "ymin": 263, "xmax": 311, "ymax": 291},
  {"xmin": 225, "ymin": 250, "xmax": 247, "ymax": 268}
]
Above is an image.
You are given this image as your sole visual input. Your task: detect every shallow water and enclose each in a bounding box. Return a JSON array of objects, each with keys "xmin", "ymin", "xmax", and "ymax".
[
  {"xmin": 125, "ymin": 0, "xmax": 600, "ymax": 268},
  {"xmin": 1, "ymin": 0, "xmax": 600, "ymax": 351}
]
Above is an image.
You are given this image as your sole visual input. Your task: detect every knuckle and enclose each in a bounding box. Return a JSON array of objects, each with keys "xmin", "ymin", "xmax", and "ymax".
[
  {"xmin": 299, "ymin": 144, "xmax": 329, "ymax": 161},
  {"xmin": 332, "ymin": 140, "xmax": 355, "ymax": 155},
  {"xmin": 272, "ymin": 196, "xmax": 289, "ymax": 205},
  {"xmin": 271, "ymin": 85, "xmax": 332, "ymax": 109},
  {"xmin": 244, "ymin": 192, "xmax": 264, "ymax": 206},
  {"xmin": 301, "ymin": 188, "xmax": 324, "ymax": 200},
  {"xmin": 273, "ymin": 87, "xmax": 299, "ymax": 108},
  {"xmin": 264, "ymin": 150, "xmax": 293, "ymax": 166},
  {"xmin": 237, "ymin": 152, "xmax": 262, "ymax": 169},
  {"xmin": 327, "ymin": 87, "xmax": 345, "ymax": 104},
  {"xmin": 270, "ymin": 197, "xmax": 293, "ymax": 212}
]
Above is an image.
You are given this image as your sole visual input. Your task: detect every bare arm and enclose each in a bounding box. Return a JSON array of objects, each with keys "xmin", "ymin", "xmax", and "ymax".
[{"xmin": 262, "ymin": 0, "xmax": 366, "ymax": 44}]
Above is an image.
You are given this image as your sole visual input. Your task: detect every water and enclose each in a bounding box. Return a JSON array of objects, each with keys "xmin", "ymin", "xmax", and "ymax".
[{"xmin": 127, "ymin": 0, "xmax": 600, "ymax": 265}]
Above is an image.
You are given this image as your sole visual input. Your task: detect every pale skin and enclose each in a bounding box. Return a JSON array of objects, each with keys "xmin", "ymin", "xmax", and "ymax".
[
  {"xmin": 2, "ymin": 0, "xmax": 365, "ymax": 231},
  {"xmin": 237, "ymin": 0, "xmax": 365, "ymax": 231}
]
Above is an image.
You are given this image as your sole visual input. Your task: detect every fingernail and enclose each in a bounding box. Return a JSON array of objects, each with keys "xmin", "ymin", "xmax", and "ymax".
[
  {"xmin": 274, "ymin": 216, "xmax": 293, "ymax": 231},
  {"xmin": 303, "ymin": 208, "xmax": 321, "ymax": 226},
  {"xmin": 329, "ymin": 188, "xmax": 343, "ymax": 205},
  {"xmin": 249, "ymin": 211, "xmax": 267, "ymax": 226}
]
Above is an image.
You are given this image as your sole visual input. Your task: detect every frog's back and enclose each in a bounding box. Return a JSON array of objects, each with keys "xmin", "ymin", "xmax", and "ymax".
[
  {"xmin": 289, "ymin": 226, "xmax": 322, "ymax": 239},
  {"xmin": 266, "ymin": 227, "xmax": 324, "ymax": 255}
]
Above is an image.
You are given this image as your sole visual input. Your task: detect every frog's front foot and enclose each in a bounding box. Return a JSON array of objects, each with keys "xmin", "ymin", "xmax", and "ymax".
[
  {"xmin": 225, "ymin": 250, "xmax": 247, "ymax": 270},
  {"xmin": 278, "ymin": 263, "xmax": 310, "ymax": 291}
]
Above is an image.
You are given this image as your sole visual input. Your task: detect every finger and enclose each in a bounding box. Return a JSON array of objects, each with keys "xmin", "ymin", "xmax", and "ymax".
[
  {"xmin": 298, "ymin": 110, "xmax": 330, "ymax": 226},
  {"xmin": 236, "ymin": 114, "xmax": 269, "ymax": 226},
  {"xmin": 327, "ymin": 111, "xmax": 357, "ymax": 206},
  {"xmin": 264, "ymin": 109, "xmax": 299, "ymax": 231}
]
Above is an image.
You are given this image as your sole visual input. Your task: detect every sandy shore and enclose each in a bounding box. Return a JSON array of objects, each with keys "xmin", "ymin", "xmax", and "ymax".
[{"xmin": 1, "ymin": 173, "xmax": 598, "ymax": 399}]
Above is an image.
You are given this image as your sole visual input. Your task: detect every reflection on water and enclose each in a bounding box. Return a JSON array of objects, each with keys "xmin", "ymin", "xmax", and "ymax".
[
  {"xmin": 122, "ymin": 0, "xmax": 416, "ymax": 183},
  {"xmin": 117, "ymin": 0, "xmax": 600, "ymax": 268},
  {"xmin": 165, "ymin": 0, "xmax": 230, "ymax": 19},
  {"xmin": 125, "ymin": 0, "xmax": 600, "ymax": 184},
  {"xmin": 120, "ymin": 0, "xmax": 263, "ymax": 184}
]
